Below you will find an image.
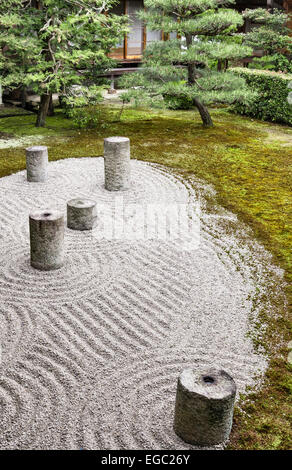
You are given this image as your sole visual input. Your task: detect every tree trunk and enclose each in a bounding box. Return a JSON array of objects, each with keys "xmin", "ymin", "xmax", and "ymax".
[
  {"xmin": 36, "ymin": 93, "xmax": 50, "ymax": 127},
  {"xmin": 20, "ymin": 87, "xmax": 27, "ymax": 109},
  {"xmin": 185, "ymin": 35, "xmax": 195, "ymax": 85},
  {"xmin": 0, "ymin": 84, "xmax": 3, "ymax": 106},
  {"xmin": 47, "ymin": 93, "xmax": 55, "ymax": 116},
  {"xmin": 193, "ymin": 98, "xmax": 214, "ymax": 128},
  {"xmin": 59, "ymin": 95, "xmax": 65, "ymax": 108},
  {"xmin": 185, "ymin": 34, "xmax": 214, "ymax": 128}
]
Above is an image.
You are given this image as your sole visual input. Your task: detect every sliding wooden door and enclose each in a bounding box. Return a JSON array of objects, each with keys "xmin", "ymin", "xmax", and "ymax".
[
  {"xmin": 126, "ymin": 0, "xmax": 144, "ymax": 58},
  {"xmin": 109, "ymin": 0, "xmax": 164, "ymax": 61}
]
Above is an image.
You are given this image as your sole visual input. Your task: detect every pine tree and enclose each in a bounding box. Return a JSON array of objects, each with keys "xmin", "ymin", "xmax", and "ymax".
[
  {"xmin": 0, "ymin": 0, "xmax": 128, "ymax": 126},
  {"xmin": 242, "ymin": 8, "xmax": 292, "ymax": 72},
  {"xmin": 121, "ymin": 0, "xmax": 255, "ymax": 127}
]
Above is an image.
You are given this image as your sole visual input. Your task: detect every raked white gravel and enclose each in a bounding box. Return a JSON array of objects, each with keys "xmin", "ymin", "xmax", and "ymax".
[{"xmin": 0, "ymin": 157, "xmax": 283, "ymax": 449}]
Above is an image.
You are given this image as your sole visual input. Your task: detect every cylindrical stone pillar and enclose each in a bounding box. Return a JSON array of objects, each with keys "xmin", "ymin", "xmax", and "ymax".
[
  {"xmin": 29, "ymin": 209, "xmax": 64, "ymax": 271},
  {"xmin": 104, "ymin": 136, "xmax": 131, "ymax": 191},
  {"xmin": 26, "ymin": 146, "xmax": 48, "ymax": 182},
  {"xmin": 67, "ymin": 198, "xmax": 97, "ymax": 231},
  {"xmin": 174, "ymin": 368, "xmax": 236, "ymax": 446}
]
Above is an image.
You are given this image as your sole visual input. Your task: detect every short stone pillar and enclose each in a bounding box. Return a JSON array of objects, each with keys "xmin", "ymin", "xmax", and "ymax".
[
  {"xmin": 29, "ymin": 210, "xmax": 64, "ymax": 271},
  {"xmin": 67, "ymin": 198, "xmax": 97, "ymax": 231},
  {"xmin": 104, "ymin": 136, "xmax": 131, "ymax": 191},
  {"xmin": 26, "ymin": 146, "xmax": 48, "ymax": 182},
  {"xmin": 174, "ymin": 368, "xmax": 236, "ymax": 446}
]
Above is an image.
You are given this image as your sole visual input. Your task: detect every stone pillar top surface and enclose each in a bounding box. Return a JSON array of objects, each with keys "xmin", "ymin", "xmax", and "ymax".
[
  {"xmin": 26, "ymin": 145, "xmax": 48, "ymax": 152},
  {"xmin": 104, "ymin": 136, "xmax": 129, "ymax": 144},
  {"xmin": 29, "ymin": 209, "xmax": 63, "ymax": 222},
  {"xmin": 67, "ymin": 198, "xmax": 96, "ymax": 209},
  {"xmin": 179, "ymin": 368, "xmax": 236, "ymax": 400}
]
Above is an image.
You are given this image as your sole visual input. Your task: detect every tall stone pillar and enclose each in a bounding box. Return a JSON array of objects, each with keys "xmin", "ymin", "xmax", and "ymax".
[
  {"xmin": 26, "ymin": 146, "xmax": 48, "ymax": 182},
  {"xmin": 29, "ymin": 210, "xmax": 64, "ymax": 271},
  {"xmin": 104, "ymin": 137, "xmax": 131, "ymax": 191}
]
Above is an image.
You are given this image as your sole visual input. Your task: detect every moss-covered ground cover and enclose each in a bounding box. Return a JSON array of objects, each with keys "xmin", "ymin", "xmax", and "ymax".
[{"xmin": 0, "ymin": 106, "xmax": 291, "ymax": 449}]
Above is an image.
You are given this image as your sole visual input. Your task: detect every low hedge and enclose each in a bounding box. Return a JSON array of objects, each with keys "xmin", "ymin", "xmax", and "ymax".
[
  {"xmin": 163, "ymin": 94, "xmax": 194, "ymax": 110},
  {"xmin": 231, "ymin": 67, "xmax": 292, "ymax": 126}
]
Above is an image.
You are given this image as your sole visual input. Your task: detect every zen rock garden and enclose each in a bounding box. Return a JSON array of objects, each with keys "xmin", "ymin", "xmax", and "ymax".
[
  {"xmin": 29, "ymin": 140, "xmax": 238, "ymax": 446},
  {"xmin": 25, "ymin": 139, "xmax": 238, "ymax": 447},
  {"xmin": 0, "ymin": 131, "xmax": 288, "ymax": 450}
]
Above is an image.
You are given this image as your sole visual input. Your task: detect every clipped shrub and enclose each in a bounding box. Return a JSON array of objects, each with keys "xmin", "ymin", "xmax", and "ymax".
[
  {"xmin": 231, "ymin": 67, "xmax": 292, "ymax": 125},
  {"xmin": 66, "ymin": 105, "xmax": 110, "ymax": 129},
  {"xmin": 62, "ymin": 84, "xmax": 103, "ymax": 114},
  {"xmin": 61, "ymin": 85, "xmax": 111, "ymax": 129},
  {"xmin": 163, "ymin": 94, "xmax": 194, "ymax": 110}
]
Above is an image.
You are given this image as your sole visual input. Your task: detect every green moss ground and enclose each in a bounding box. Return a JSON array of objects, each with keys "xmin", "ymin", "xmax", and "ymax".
[
  {"xmin": 0, "ymin": 105, "xmax": 33, "ymax": 118},
  {"xmin": 0, "ymin": 106, "xmax": 291, "ymax": 449}
]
